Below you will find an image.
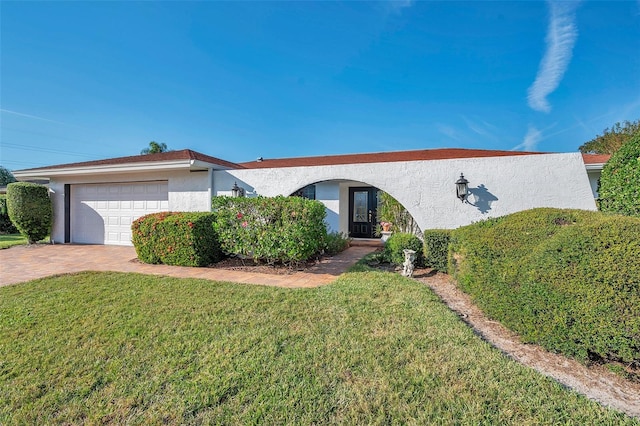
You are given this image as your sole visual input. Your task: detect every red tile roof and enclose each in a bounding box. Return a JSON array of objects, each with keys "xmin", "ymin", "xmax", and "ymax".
[
  {"xmin": 582, "ymin": 153, "xmax": 611, "ymax": 164},
  {"xmin": 17, "ymin": 147, "xmax": 602, "ymax": 174},
  {"xmin": 16, "ymin": 149, "xmax": 244, "ymax": 172},
  {"xmin": 238, "ymin": 148, "xmax": 547, "ymax": 169}
]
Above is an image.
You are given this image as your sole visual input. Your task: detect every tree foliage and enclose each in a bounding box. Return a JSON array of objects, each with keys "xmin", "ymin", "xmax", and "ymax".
[
  {"xmin": 579, "ymin": 119, "xmax": 640, "ymax": 154},
  {"xmin": 0, "ymin": 166, "xmax": 17, "ymax": 186},
  {"xmin": 597, "ymin": 133, "xmax": 640, "ymax": 217},
  {"xmin": 140, "ymin": 141, "xmax": 169, "ymax": 155},
  {"xmin": 376, "ymin": 191, "xmax": 421, "ymax": 236}
]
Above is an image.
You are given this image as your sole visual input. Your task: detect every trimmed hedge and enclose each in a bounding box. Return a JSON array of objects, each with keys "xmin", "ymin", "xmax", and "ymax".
[
  {"xmin": 522, "ymin": 216, "xmax": 640, "ymax": 363},
  {"xmin": 132, "ymin": 212, "xmax": 221, "ymax": 267},
  {"xmin": 422, "ymin": 229, "xmax": 451, "ymax": 272},
  {"xmin": 449, "ymin": 208, "xmax": 640, "ymax": 366},
  {"xmin": 132, "ymin": 212, "xmax": 174, "ymax": 264},
  {"xmin": 6, "ymin": 182, "xmax": 52, "ymax": 244},
  {"xmin": 384, "ymin": 232, "xmax": 424, "ymax": 266},
  {"xmin": 212, "ymin": 196, "xmax": 327, "ymax": 264},
  {"xmin": 0, "ymin": 195, "xmax": 18, "ymax": 234}
]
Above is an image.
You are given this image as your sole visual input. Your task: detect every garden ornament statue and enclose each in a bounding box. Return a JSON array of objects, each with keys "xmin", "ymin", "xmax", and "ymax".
[{"xmin": 402, "ymin": 249, "xmax": 416, "ymax": 278}]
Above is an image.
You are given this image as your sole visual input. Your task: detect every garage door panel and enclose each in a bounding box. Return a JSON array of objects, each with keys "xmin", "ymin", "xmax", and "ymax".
[{"xmin": 72, "ymin": 182, "xmax": 168, "ymax": 245}]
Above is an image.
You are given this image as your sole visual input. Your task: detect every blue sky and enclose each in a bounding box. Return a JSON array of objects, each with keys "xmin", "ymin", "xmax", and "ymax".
[{"xmin": 1, "ymin": 1, "xmax": 639, "ymax": 171}]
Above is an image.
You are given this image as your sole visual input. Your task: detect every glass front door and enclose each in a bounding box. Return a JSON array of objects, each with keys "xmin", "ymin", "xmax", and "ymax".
[{"xmin": 348, "ymin": 187, "xmax": 379, "ymax": 238}]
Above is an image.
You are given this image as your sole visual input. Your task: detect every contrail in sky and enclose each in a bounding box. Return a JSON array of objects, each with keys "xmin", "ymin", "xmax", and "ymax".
[
  {"xmin": 0, "ymin": 108, "xmax": 67, "ymax": 124},
  {"xmin": 527, "ymin": 1, "xmax": 579, "ymax": 113}
]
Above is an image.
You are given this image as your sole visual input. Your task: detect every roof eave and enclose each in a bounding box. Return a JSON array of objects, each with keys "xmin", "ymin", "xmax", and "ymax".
[
  {"xmin": 13, "ymin": 159, "xmax": 195, "ymax": 179},
  {"xmin": 585, "ymin": 163, "xmax": 606, "ymax": 171}
]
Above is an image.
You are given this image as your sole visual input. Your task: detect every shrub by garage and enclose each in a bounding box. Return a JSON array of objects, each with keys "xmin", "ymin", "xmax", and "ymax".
[
  {"xmin": 6, "ymin": 182, "xmax": 52, "ymax": 244},
  {"xmin": 132, "ymin": 212, "xmax": 221, "ymax": 267}
]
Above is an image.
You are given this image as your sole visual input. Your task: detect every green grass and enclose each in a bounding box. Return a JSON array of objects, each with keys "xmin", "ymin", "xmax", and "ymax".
[
  {"xmin": 0, "ymin": 233, "xmax": 27, "ymax": 249},
  {"xmin": 1, "ymin": 271, "xmax": 637, "ymax": 424},
  {"xmin": 0, "ymin": 233, "xmax": 50, "ymax": 249}
]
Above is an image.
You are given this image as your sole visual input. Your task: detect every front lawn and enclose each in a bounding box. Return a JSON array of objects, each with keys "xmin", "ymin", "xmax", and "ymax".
[
  {"xmin": 0, "ymin": 233, "xmax": 49, "ymax": 249},
  {"xmin": 0, "ymin": 271, "xmax": 636, "ymax": 424},
  {"xmin": 0, "ymin": 233, "xmax": 27, "ymax": 249}
]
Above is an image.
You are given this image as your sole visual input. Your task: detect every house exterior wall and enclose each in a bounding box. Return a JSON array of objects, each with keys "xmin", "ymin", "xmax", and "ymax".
[
  {"xmin": 47, "ymin": 170, "xmax": 211, "ymax": 244},
  {"xmin": 587, "ymin": 169, "xmax": 601, "ymax": 199},
  {"xmin": 213, "ymin": 153, "xmax": 596, "ymax": 233},
  {"xmin": 315, "ymin": 181, "xmax": 340, "ymax": 232}
]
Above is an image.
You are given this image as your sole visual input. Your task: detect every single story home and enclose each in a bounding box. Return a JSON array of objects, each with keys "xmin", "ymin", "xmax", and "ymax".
[{"xmin": 13, "ymin": 148, "xmax": 608, "ymax": 246}]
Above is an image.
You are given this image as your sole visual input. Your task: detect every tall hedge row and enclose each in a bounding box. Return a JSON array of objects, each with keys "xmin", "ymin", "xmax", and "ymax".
[
  {"xmin": 6, "ymin": 182, "xmax": 52, "ymax": 244},
  {"xmin": 132, "ymin": 212, "xmax": 221, "ymax": 267},
  {"xmin": 449, "ymin": 208, "xmax": 640, "ymax": 366},
  {"xmin": 212, "ymin": 196, "xmax": 327, "ymax": 264}
]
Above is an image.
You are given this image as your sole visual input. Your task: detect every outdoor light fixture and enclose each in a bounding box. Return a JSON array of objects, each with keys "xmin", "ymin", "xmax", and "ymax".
[
  {"xmin": 455, "ymin": 173, "xmax": 469, "ymax": 203},
  {"xmin": 231, "ymin": 182, "xmax": 243, "ymax": 198}
]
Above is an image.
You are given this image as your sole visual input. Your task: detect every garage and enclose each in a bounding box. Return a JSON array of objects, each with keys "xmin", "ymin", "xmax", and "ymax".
[{"xmin": 71, "ymin": 181, "xmax": 169, "ymax": 245}]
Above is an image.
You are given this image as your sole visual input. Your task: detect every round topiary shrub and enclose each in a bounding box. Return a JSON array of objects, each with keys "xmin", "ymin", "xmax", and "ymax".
[
  {"xmin": 384, "ymin": 232, "xmax": 424, "ymax": 266},
  {"xmin": 598, "ymin": 133, "xmax": 640, "ymax": 217},
  {"xmin": 6, "ymin": 182, "xmax": 52, "ymax": 244}
]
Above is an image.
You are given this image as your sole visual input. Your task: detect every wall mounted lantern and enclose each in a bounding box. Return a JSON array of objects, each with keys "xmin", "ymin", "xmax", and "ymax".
[
  {"xmin": 455, "ymin": 173, "xmax": 469, "ymax": 203},
  {"xmin": 231, "ymin": 182, "xmax": 244, "ymax": 198}
]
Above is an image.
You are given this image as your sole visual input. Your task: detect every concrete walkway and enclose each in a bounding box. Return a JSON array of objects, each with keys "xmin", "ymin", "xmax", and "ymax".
[{"xmin": 0, "ymin": 243, "xmax": 378, "ymax": 288}]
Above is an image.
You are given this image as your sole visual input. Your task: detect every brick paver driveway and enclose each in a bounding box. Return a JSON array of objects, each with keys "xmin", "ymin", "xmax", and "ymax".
[{"xmin": 0, "ymin": 244, "xmax": 377, "ymax": 288}]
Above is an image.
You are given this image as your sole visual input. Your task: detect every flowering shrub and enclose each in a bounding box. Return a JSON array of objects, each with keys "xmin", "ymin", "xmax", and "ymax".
[
  {"xmin": 212, "ymin": 196, "xmax": 327, "ymax": 264},
  {"xmin": 132, "ymin": 212, "xmax": 221, "ymax": 266}
]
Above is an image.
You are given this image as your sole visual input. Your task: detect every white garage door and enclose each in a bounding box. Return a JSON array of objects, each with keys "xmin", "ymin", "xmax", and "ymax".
[{"xmin": 71, "ymin": 182, "xmax": 169, "ymax": 245}]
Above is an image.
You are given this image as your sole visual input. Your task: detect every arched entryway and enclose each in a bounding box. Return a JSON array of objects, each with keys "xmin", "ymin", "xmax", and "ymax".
[{"xmin": 289, "ymin": 180, "xmax": 404, "ymax": 239}]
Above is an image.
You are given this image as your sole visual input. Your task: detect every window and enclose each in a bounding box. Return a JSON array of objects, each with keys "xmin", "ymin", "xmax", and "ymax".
[{"xmin": 292, "ymin": 184, "xmax": 316, "ymax": 200}]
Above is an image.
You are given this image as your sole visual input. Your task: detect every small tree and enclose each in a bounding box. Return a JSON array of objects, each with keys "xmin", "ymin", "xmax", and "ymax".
[
  {"xmin": 579, "ymin": 119, "xmax": 640, "ymax": 155},
  {"xmin": 0, "ymin": 166, "xmax": 17, "ymax": 186},
  {"xmin": 598, "ymin": 133, "xmax": 640, "ymax": 217},
  {"xmin": 6, "ymin": 182, "xmax": 52, "ymax": 244},
  {"xmin": 140, "ymin": 141, "xmax": 169, "ymax": 154}
]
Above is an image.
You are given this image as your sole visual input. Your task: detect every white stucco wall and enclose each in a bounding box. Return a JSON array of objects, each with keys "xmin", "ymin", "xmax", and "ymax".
[
  {"xmin": 315, "ymin": 181, "xmax": 340, "ymax": 232},
  {"xmin": 167, "ymin": 170, "xmax": 212, "ymax": 211},
  {"xmin": 47, "ymin": 170, "xmax": 211, "ymax": 244},
  {"xmin": 213, "ymin": 153, "xmax": 596, "ymax": 234}
]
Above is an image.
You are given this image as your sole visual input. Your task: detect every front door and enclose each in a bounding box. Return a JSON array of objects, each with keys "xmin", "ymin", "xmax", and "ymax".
[{"xmin": 349, "ymin": 187, "xmax": 379, "ymax": 238}]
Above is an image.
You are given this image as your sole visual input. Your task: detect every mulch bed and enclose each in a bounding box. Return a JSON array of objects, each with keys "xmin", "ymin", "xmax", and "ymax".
[{"xmin": 209, "ymin": 255, "xmax": 329, "ymax": 275}]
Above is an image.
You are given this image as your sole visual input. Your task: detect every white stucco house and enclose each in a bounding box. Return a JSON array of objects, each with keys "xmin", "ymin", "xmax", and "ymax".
[{"xmin": 13, "ymin": 148, "xmax": 608, "ymax": 246}]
